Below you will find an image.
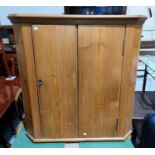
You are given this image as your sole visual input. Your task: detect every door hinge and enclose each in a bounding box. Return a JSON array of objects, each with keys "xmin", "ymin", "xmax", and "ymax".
[
  {"xmin": 116, "ymin": 118, "xmax": 119, "ymax": 130},
  {"xmin": 122, "ymin": 37, "xmax": 125, "ymax": 56}
]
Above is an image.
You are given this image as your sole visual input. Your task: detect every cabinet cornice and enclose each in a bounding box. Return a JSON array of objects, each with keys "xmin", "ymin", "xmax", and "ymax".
[{"xmin": 8, "ymin": 14, "xmax": 147, "ymax": 25}]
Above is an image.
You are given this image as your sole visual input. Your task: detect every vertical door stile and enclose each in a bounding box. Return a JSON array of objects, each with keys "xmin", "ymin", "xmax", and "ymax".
[
  {"xmin": 116, "ymin": 26, "xmax": 126, "ymax": 136},
  {"xmin": 31, "ymin": 25, "xmax": 43, "ymax": 136}
]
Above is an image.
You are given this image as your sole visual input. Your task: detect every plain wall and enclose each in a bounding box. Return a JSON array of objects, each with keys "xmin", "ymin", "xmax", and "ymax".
[{"xmin": 0, "ymin": 6, "xmax": 64, "ymax": 25}]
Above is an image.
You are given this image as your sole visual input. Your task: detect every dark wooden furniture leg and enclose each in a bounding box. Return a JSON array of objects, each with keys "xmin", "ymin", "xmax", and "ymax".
[
  {"xmin": 142, "ymin": 65, "xmax": 148, "ymax": 93},
  {"xmin": 0, "ymin": 47, "xmax": 11, "ymax": 77}
]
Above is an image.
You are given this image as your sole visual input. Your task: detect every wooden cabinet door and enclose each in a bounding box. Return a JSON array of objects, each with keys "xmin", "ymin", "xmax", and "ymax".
[
  {"xmin": 78, "ymin": 26, "xmax": 125, "ymax": 138},
  {"xmin": 32, "ymin": 25, "xmax": 78, "ymax": 138}
]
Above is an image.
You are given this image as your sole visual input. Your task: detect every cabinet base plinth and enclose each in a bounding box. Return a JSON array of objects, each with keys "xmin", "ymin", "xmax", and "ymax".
[{"xmin": 26, "ymin": 130, "xmax": 131, "ymax": 142}]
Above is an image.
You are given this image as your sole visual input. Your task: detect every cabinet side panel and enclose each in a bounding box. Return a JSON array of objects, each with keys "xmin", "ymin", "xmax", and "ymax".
[
  {"xmin": 117, "ymin": 25, "xmax": 142, "ymax": 136},
  {"xmin": 13, "ymin": 24, "xmax": 41, "ymax": 138}
]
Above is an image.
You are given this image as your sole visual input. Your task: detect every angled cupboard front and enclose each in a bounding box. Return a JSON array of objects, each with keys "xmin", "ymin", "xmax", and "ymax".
[{"xmin": 8, "ymin": 15, "xmax": 147, "ymax": 142}]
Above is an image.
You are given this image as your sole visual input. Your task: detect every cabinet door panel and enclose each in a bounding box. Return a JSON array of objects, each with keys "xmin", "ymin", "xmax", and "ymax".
[
  {"xmin": 78, "ymin": 26, "xmax": 125, "ymax": 137},
  {"xmin": 32, "ymin": 25, "xmax": 78, "ymax": 138}
]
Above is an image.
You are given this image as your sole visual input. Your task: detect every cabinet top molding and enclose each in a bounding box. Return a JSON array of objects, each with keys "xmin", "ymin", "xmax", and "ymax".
[{"xmin": 8, "ymin": 14, "xmax": 147, "ymax": 25}]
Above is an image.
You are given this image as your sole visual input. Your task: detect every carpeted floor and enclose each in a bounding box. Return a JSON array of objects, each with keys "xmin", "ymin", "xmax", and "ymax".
[
  {"xmin": 12, "ymin": 128, "xmax": 133, "ymax": 148},
  {"xmin": 12, "ymin": 128, "xmax": 64, "ymax": 148},
  {"xmin": 79, "ymin": 140, "xmax": 133, "ymax": 148}
]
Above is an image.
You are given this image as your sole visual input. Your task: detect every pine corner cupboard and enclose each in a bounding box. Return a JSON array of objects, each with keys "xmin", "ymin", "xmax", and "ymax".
[{"xmin": 8, "ymin": 14, "xmax": 147, "ymax": 142}]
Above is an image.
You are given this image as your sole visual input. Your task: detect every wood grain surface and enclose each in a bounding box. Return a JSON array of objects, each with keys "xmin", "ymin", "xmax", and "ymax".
[
  {"xmin": 32, "ymin": 25, "xmax": 78, "ymax": 138},
  {"xmin": 78, "ymin": 25, "xmax": 125, "ymax": 138},
  {"xmin": 14, "ymin": 25, "xmax": 41, "ymax": 138},
  {"xmin": 8, "ymin": 14, "xmax": 147, "ymax": 25},
  {"xmin": 117, "ymin": 25, "xmax": 142, "ymax": 136}
]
